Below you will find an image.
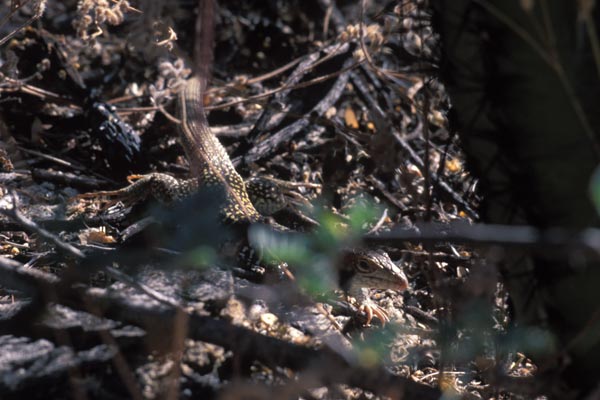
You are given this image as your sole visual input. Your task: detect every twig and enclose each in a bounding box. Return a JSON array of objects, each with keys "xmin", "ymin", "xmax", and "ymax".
[
  {"xmin": 392, "ymin": 131, "xmax": 479, "ymax": 219},
  {"xmin": 19, "ymin": 147, "xmax": 77, "ymax": 169},
  {"xmin": 206, "ymin": 56, "xmax": 360, "ymax": 112},
  {"xmin": 31, "ymin": 169, "xmax": 107, "ymax": 191},
  {"xmin": 366, "ymin": 208, "xmax": 389, "ymax": 235},
  {"xmin": 422, "ymin": 85, "xmax": 432, "ymax": 222},
  {"xmin": 364, "ymin": 221, "xmax": 600, "ymax": 259},
  {"xmin": 366, "ymin": 175, "xmax": 409, "ymax": 212},
  {"xmin": 241, "ymin": 54, "xmax": 355, "ymax": 164},
  {"xmin": 0, "ymin": 192, "xmax": 188, "ymax": 311},
  {"xmin": 0, "ymin": 191, "xmax": 85, "ymax": 258},
  {"xmin": 104, "ymin": 266, "xmax": 182, "ymax": 308},
  {"xmin": 0, "ymin": 0, "xmax": 47, "ymax": 46}
]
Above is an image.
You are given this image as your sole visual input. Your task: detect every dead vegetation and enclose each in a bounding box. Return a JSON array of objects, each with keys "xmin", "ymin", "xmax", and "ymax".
[{"xmin": 0, "ymin": 1, "xmax": 550, "ymax": 399}]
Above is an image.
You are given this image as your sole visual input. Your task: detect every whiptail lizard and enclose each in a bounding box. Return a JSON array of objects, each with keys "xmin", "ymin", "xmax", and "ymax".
[{"xmin": 74, "ymin": 75, "xmax": 408, "ymax": 323}]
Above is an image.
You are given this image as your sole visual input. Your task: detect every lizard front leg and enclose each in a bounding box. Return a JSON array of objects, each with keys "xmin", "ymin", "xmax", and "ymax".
[{"xmin": 71, "ymin": 173, "xmax": 198, "ymax": 209}]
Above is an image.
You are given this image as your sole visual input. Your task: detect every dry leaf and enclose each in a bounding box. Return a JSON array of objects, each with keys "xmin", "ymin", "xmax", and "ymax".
[
  {"xmin": 366, "ymin": 121, "xmax": 376, "ymax": 133},
  {"xmin": 445, "ymin": 158, "xmax": 462, "ymax": 173},
  {"xmin": 78, "ymin": 228, "xmax": 116, "ymax": 245},
  {"xmin": 344, "ymin": 106, "xmax": 359, "ymax": 129}
]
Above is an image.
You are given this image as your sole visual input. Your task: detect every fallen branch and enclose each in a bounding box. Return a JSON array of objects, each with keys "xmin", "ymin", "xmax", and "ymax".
[
  {"xmin": 364, "ymin": 221, "xmax": 600, "ymax": 259},
  {"xmin": 0, "ymin": 256, "xmax": 442, "ymax": 399}
]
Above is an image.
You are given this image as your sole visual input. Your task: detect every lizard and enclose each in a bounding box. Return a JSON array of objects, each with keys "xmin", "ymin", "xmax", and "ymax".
[{"xmin": 73, "ymin": 75, "xmax": 409, "ymax": 324}]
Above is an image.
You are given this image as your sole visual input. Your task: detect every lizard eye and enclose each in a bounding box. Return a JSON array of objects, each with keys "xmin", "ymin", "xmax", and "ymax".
[{"xmin": 356, "ymin": 259, "xmax": 373, "ymax": 273}]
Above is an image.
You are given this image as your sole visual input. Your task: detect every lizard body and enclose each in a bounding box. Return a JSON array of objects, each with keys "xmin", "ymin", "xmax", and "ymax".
[{"xmin": 74, "ymin": 76, "xmax": 408, "ymax": 323}]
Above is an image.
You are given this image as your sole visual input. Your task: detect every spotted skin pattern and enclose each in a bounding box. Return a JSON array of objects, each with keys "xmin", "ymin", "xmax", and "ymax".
[
  {"xmin": 73, "ymin": 76, "xmax": 409, "ymax": 324},
  {"xmin": 178, "ymin": 77, "xmax": 261, "ymax": 223}
]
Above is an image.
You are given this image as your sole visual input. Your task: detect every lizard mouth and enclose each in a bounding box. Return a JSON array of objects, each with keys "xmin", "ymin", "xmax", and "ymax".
[
  {"xmin": 393, "ymin": 280, "xmax": 409, "ymax": 291},
  {"xmin": 364, "ymin": 276, "xmax": 409, "ymax": 291},
  {"xmin": 382, "ymin": 276, "xmax": 409, "ymax": 291},
  {"xmin": 375, "ymin": 271, "xmax": 409, "ymax": 291}
]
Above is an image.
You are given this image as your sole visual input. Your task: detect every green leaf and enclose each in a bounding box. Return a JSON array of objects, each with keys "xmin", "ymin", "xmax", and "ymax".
[
  {"xmin": 185, "ymin": 245, "xmax": 217, "ymax": 269},
  {"xmin": 590, "ymin": 165, "xmax": 600, "ymax": 215}
]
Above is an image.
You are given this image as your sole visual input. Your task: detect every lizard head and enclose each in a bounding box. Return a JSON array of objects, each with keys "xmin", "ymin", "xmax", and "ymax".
[{"xmin": 337, "ymin": 249, "xmax": 409, "ymax": 295}]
